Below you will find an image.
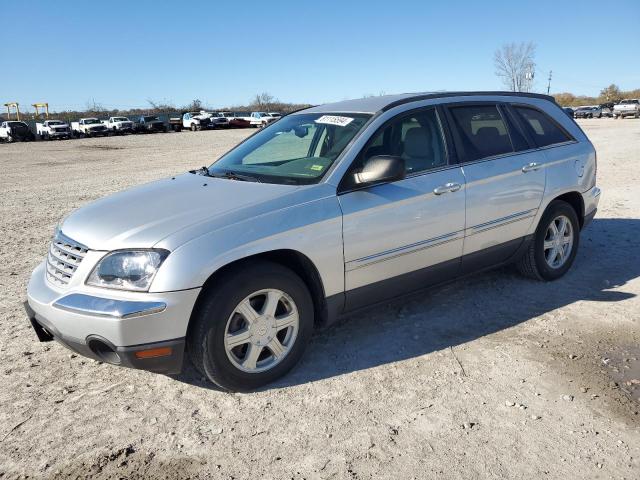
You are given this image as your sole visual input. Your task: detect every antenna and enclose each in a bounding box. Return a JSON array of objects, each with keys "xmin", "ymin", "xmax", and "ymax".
[{"xmin": 547, "ymin": 70, "xmax": 553, "ymax": 95}]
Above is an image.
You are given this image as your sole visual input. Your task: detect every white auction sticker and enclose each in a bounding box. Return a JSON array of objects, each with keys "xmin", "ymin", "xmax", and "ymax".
[{"xmin": 314, "ymin": 115, "xmax": 354, "ymax": 127}]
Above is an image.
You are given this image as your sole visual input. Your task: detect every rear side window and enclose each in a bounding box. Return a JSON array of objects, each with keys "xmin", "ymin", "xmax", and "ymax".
[
  {"xmin": 447, "ymin": 105, "xmax": 513, "ymax": 161},
  {"xmin": 513, "ymin": 106, "xmax": 572, "ymax": 147}
]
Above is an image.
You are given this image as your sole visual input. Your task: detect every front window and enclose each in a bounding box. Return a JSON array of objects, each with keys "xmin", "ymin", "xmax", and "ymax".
[
  {"xmin": 84, "ymin": 119, "xmax": 101, "ymax": 124},
  {"xmin": 48, "ymin": 120, "xmax": 64, "ymax": 125},
  {"xmin": 143, "ymin": 116, "xmax": 159, "ymax": 122},
  {"xmin": 113, "ymin": 117, "xmax": 129, "ymax": 122},
  {"xmin": 208, "ymin": 112, "xmax": 371, "ymax": 185}
]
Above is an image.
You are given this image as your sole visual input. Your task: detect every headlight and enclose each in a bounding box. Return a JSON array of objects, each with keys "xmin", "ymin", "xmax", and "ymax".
[{"xmin": 87, "ymin": 249, "xmax": 169, "ymax": 291}]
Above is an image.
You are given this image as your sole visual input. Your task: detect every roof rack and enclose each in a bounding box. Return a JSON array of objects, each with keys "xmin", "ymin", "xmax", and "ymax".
[{"xmin": 381, "ymin": 91, "xmax": 556, "ymax": 112}]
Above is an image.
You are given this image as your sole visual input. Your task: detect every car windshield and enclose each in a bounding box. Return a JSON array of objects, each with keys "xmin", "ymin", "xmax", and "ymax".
[
  {"xmin": 48, "ymin": 121, "xmax": 64, "ymax": 125},
  {"xmin": 143, "ymin": 116, "xmax": 159, "ymax": 121},
  {"xmin": 84, "ymin": 119, "xmax": 101, "ymax": 124},
  {"xmin": 619, "ymin": 100, "xmax": 638, "ymax": 104},
  {"xmin": 113, "ymin": 117, "xmax": 129, "ymax": 122},
  {"xmin": 208, "ymin": 112, "xmax": 371, "ymax": 185}
]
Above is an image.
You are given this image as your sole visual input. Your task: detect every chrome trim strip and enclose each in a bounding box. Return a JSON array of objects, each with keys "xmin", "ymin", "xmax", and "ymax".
[
  {"xmin": 468, "ymin": 209, "xmax": 537, "ymax": 234},
  {"xmin": 53, "ymin": 294, "xmax": 167, "ymax": 319},
  {"xmin": 347, "ymin": 231, "xmax": 463, "ymax": 271}
]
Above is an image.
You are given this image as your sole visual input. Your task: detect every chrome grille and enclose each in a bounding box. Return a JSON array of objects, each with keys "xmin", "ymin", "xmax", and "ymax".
[{"xmin": 46, "ymin": 233, "xmax": 88, "ymax": 286}]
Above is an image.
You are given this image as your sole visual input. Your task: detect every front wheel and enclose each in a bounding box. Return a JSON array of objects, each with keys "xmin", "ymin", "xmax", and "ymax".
[
  {"xmin": 517, "ymin": 200, "xmax": 580, "ymax": 281},
  {"xmin": 187, "ymin": 261, "xmax": 314, "ymax": 391}
]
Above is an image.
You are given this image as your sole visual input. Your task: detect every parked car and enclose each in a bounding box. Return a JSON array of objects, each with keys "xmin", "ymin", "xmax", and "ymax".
[
  {"xmin": 562, "ymin": 107, "xmax": 574, "ymax": 118},
  {"xmin": 207, "ymin": 113, "xmax": 230, "ymax": 129},
  {"xmin": 132, "ymin": 115, "xmax": 167, "ymax": 133},
  {"xmin": 71, "ymin": 118, "xmax": 109, "ymax": 138},
  {"xmin": 613, "ymin": 99, "xmax": 640, "ymax": 119},
  {"xmin": 168, "ymin": 112, "xmax": 185, "ymax": 132},
  {"xmin": 250, "ymin": 111, "xmax": 277, "ymax": 127},
  {"xmin": 0, "ymin": 120, "xmax": 36, "ymax": 142},
  {"xmin": 221, "ymin": 112, "xmax": 251, "ymax": 128},
  {"xmin": 25, "ymin": 91, "xmax": 600, "ymax": 391},
  {"xmin": 36, "ymin": 120, "xmax": 71, "ymax": 140},
  {"xmin": 181, "ymin": 112, "xmax": 212, "ymax": 132},
  {"xmin": 599, "ymin": 102, "xmax": 615, "ymax": 118},
  {"xmin": 102, "ymin": 116, "xmax": 134, "ymax": 134},
  {"xmin": 574, "ymin": 106, "xmax": 601, "ymax": 119}
]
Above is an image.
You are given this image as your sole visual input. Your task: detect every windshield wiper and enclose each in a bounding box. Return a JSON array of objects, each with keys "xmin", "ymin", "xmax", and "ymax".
[{"xmin": 208, "ymin": 170, "xmax": 262, "ymax": 183}]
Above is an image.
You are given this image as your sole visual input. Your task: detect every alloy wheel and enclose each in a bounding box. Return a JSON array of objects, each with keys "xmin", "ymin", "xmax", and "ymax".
[
  {"xmin": 223, "ymin": 289, "xmax": 299, "ymax": 373},
  {"xmin": 543, "ymin": 215, "xmax": 574, "ymax": 269}
]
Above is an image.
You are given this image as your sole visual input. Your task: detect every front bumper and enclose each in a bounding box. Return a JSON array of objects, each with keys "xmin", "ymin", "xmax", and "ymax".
[{"xmin": 26, "ymin": 261, "xmax": 201, "ymax": 374}]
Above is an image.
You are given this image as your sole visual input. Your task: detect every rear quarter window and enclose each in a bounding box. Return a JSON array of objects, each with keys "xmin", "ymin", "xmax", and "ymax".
[{"xmin": 513, "ymin": 106, "xmax": 572, "ymax": 148}]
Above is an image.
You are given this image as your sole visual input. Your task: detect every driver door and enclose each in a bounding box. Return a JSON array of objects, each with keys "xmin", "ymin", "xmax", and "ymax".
[{"xmin": 338, "ymin": 107, "xmax": 466, "ymax": 310}]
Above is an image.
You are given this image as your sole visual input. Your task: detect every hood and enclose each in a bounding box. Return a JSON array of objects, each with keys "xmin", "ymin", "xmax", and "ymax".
[{"xmin": 60, "ymin": 173, "xmax": 300, "ymax": 251}]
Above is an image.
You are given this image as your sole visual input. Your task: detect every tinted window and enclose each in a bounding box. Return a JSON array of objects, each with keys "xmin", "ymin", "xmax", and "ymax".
[
  {"xmin": 448, "ymin": 105, "xmax": 513, "ymax": 161},
  {"xmin": 360, "ymin": 108, "xmax": 447, "ymax": 175},
  {"xmin": 514, "ymin": 106, "xmax": 571, "ymax": 147}
]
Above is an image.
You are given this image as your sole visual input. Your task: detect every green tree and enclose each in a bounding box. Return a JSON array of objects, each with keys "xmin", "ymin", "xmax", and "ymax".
[{"xmin": 599, "ymin": 84, "xmax": 623, "ymax": 103}]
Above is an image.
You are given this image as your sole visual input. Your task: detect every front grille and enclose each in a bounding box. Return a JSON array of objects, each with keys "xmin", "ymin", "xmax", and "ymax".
[{"xmin": 46, "ymin": 234, "xmax": 89, "ymax": 286}]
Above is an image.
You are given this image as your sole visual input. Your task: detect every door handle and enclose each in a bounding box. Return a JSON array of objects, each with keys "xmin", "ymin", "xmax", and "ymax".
[
  {"xmin": 522, "ymin": 162, "xmax": 541, "ymax": 173},
  {"xmin": 433, "ymin": 182, "xmax": 462, "ymax": 195}
]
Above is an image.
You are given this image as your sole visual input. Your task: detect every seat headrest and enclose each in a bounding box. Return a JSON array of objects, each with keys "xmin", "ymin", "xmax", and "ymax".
[
  {"xmin": 404, "ymin": 127, "xmax": 432, "ymax": 158},
  {"xmin": 475, "ymin": 126, "xmax": 501, "ymax": 141}
]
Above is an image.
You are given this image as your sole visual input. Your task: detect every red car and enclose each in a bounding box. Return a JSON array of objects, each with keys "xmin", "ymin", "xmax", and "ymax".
[{"xmin": 221, "ymin": 112, "xmax": 252, "ymax": 128}]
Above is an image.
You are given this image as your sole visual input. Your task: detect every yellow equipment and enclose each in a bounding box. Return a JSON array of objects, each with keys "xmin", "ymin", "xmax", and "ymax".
[
  {"xmin": 32, "ymin": 103, "xmax": 50, "ymax": 119},
  {"xmin": 4, "ymin": 102, "xmax": 20, "ymax": 121}
]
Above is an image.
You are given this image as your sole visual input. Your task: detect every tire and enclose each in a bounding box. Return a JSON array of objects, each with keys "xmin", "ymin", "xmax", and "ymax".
[
  {"xmin": 191, "ymin": 124, "xmax": 197, "ymax": 132},
  {"xmin": 517, "ymin": 200, "xmax": 580, "ymax": 281},
  {"xmin": 187, "ymin": 261, "xmax": 314, "ymax": 391}
]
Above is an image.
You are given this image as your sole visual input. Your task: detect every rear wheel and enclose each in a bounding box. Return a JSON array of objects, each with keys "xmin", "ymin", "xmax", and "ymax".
[
  {"xmin": 517, "ymin": 200, "xmax": 580, "ymax": 281},
  {"xmin": 188, "ymin": 261, "xmax": 314, "ymax": 391}
]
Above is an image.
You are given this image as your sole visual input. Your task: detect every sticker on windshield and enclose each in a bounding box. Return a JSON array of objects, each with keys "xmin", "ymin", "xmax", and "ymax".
[
  {"xmin": 310, "ymin": 164, "xmax": 324, "ymax": 171},
  {"xmin": 315, "ymin": 115, "xmax": 354, "ymax": 127}
]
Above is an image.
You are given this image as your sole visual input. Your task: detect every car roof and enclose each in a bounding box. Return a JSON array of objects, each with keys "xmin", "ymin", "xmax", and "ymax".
[{"xmin": 301, "ymin": 91, "xmax": 556, "ymax": 114}]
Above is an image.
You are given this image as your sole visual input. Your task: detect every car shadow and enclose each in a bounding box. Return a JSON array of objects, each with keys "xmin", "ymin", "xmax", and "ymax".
[{"xmin": 173, "ymin": 218, "xmax": 640, "ymax": 391}]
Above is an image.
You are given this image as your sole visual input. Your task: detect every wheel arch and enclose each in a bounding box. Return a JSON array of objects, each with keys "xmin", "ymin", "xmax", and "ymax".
[
  {"xmin": 187, "ymin": 249, "xmax": 330, "ymax": 337},
  {"xmin": 552, "ymin": 191, "xmax": 585, "ymax": 228}
]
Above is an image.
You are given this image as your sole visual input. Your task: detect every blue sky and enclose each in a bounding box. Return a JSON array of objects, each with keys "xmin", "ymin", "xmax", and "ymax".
[{"xmin": 2, "ymin": 0, "xmax": 639, "ymax": 111}]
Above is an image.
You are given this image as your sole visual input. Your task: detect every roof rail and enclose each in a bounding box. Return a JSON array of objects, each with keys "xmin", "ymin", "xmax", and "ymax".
[{"xmin": 381, "ymin": 91, "xmax": 556, "ymax": 112}]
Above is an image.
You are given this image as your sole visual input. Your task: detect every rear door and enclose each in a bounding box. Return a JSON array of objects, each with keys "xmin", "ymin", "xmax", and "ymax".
[
  {"xmin": 444, "ymin": 102, "xmax": 546, "ymax": 271},
  {"xmin": 339, "ymin": 106, "xmax": 466, "ymax": 310}
]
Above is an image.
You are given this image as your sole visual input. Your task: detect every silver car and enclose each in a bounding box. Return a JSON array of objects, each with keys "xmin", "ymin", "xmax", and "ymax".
[{"xmin": 26, "ymin": 92, "xmax": 601, "ymax": 391}]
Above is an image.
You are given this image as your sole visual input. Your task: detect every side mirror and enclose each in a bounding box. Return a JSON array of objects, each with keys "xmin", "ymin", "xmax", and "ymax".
[{"xmin": 355, "ymin": 155, "xmax": 405, "ymax": 186}]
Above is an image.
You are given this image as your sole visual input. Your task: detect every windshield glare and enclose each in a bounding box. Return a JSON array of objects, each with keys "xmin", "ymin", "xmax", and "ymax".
[{"xmin": 209, "ymin": 112, "xmax": 371, "ymax": 185}]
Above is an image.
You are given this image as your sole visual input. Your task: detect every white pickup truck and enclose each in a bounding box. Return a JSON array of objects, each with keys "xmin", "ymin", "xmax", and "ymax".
[
  {"xmin": 240, "ymin": 112, "xmax": 277, "ymax": 127},
  {"xmin": 182, "ymin": 111, "xmax": 212, "ymax": 131},
  {"xmin": 613, "ymin": 99, "xmax": 640, "ymax": 119},
  {"xmin": 71, "ymin": 118, "xmax": 109, "ymax": 138},
  {"xmin": 102, "ymin": 116, "xmax": 134, "ymax": 134},
  {"xmin": 36, "ymin": 120, "xmax": 72, "ymax": 140}
]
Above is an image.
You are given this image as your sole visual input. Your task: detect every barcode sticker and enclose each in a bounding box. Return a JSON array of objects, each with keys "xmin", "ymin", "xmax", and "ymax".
[{"xmin": 314, "ymin": 115, "xmax": 354, "ymax": 127}]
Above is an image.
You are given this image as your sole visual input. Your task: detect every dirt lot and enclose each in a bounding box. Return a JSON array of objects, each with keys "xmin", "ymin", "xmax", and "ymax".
[{"xmin": 1, "ymin": 120, "xmax": 639, "ymax": 479}]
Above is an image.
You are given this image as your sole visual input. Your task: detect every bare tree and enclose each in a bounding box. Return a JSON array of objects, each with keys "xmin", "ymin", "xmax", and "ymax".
[
  {"xmin": 494, "ymin": 42, "xmax": 536, "ymax": 92},
  {"xmin": 252, "ymin": 92, "xmax": 275, "ymax": 111}
]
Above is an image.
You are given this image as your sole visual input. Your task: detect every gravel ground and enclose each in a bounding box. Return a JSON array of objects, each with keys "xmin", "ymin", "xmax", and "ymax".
[{"xmin": 0, "ymin": 120, "xmax": 639, "ymax": 479}]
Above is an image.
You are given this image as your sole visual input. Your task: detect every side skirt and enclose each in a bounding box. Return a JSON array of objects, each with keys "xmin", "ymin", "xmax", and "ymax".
[{"xmin": 323, "ymin": 235, "xmax": 533, "ymax": 326}]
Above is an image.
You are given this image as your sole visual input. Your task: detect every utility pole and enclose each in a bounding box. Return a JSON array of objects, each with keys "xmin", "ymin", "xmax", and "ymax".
[{"xmin": 547, "ymin": 70, "xmax": 553, "ymax": 95}]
